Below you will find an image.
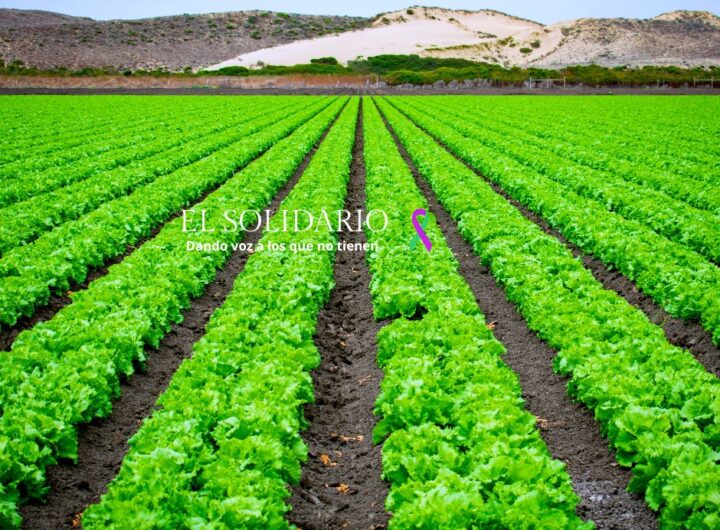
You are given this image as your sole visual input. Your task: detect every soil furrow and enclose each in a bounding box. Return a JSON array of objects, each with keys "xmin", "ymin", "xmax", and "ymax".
[
  {"xmin": 288, "ymin": 100, "xmax": 389, "ymax": 530},
  {"xmin": 384, "ymin": 98, "xmax": 720, "ymax": 379},
  {"xmin": 0, "ymin": 105, "xmax": 330, "ymax": 352},
  {"xmin": 375, "ymin": 100, "xmax": 658, "ymax": 530},
  {"xmin": 18, "ymin": 109, "xmax": 342, "ymax": 530}
]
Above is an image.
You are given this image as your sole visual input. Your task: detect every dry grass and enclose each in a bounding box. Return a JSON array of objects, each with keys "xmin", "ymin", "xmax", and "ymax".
[{"xmin": 0, "ymin": 74, "xmax": 373, "ymax": 89}]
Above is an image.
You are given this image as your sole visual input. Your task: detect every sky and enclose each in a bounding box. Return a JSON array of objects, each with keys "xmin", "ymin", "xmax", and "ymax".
[{"xmin": 0, "ymin": 1, "xmax": 717, "ymax": 24}]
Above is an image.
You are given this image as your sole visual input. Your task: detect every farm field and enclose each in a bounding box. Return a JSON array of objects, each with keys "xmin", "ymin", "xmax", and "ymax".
[{"xmin": 0, "ymin": 94, "xmax": 718, "ymax": 529}]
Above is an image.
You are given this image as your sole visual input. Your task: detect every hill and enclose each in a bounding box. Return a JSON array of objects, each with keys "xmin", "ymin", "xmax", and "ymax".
[
  {"xmin": 0, "ymin": 8, "xmax": 368, "ymax": 71},
  {"xmin": 534, "ymin": 10, "xmax": 720, "ymax": 68},
  {"xmin": 1, "ymin": 7, "xmax": 718, "ymax": 72},
  {"xmin": 209, "ymin": 7, "xmax": 720, "ymax": 70}
]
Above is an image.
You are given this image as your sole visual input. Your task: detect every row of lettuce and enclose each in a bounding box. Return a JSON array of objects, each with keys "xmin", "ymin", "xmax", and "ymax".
[
  {"xmin": 0, "ymin": 97, "xmax": 288, "ymax": 207},
  {"xmin": 386, "ymin": 97, "xmax": 720, "ymax": 347},
  {"xmin": 1, "ymin": 95, "xmax": 717, "ymax": 528},
  {"xmin": 363, "ymin": 99, "xmax": 590, "ymax": 528},
  {"xmin": 0, "ymin": 96, "xmax": 199, "ymax": 163},
  {"xmin": 0, "ymin": 99, "xmax": 300, "ymax": 253},
  {"xmin": 405, "ymin": 98, "xmax": 720, "ymax": 263},
  {"xmin": 436, "ymin": 96, "xmax": 720, "ymax": 185},
  {"xmin": 0, "ymin": 98, "xmax": 332, "ymax": 326},
  {"xmin": 0, "ymin": 97, "xmax": 347, "ymax": 528},
  {"xmin": 82, "ymin": 98, "xmax": 359, "ymax": 527},
  {"xmin": 375, "ymin": 96, "xmax": 719, "ymax": 528},
  {"xmin": 84, "ymin": 97, "xmax": 593, "ymax": 529},
  {"xmin": 462, "ymin": 97, "xmax": 719, "ymax": 187}
]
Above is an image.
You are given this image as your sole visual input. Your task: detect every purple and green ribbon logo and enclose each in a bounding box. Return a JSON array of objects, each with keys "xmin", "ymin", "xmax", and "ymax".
[{"xmin": 409, "ymin": 208, "xmax": 432, "ymax": 252}]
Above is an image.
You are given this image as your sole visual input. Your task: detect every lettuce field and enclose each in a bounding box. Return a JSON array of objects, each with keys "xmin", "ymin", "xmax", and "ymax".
[{"xmin": 0, "ymin": 95, "xmax": 718, "ymax": 529}]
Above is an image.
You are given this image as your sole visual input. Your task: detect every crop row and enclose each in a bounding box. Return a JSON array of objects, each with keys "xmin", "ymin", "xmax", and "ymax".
[
  {"xmin": 0, "ymin": 112, "xmax": 162, "ymax": 169},
  {"xmin": 0, "ymin": 97, "xmax": 335, "ymax": 326},
  {"xmin": 363, "ymin": 99, "xmax": 589, "ymax": 529},
  {"xmin": 0, "ymin": 99, "xmax": 209, "ymax": 177},
  {"xmin": 0, "ymin": 98, "xmax": 298, "ymax": 254},
  {"xmin": 0, "ymin": 96, "xmax": 143, "ymax": 144},
  {"xmin": 83, "ymin": 98, "xmax": 359, "ymax": 529},
  {"xmin": 436, "ymin": 97, "xmax": 720, "ymax": 216},
  {"xmin": 460, "ymin": 96, "xmax": 720, "ymax": 181},
  {"xmin": 413, "ymin": 97, "xmax": 720, "ymax": 261},
  {"xmin": 0, "ymin": 98, "xmax": 347, "ymax": 528},
  {"xmin": 0, "ymin": 98, "xmax": 287, "ymax": 208},
  {"xmin": 387, "ymin": 98, "xmax": 720, "ymax": 346},
  {"xmin": 376, "ymin": 97, "xmax": 720, "ymax": 528},
  {"xmin": 0, "ymin": 96, "xmax": 219, "ymax": 164}
]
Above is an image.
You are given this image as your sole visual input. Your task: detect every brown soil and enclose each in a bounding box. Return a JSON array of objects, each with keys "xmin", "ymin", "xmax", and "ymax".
[
  {"xmin": 288, "ymin": 101, "xmax": 389, "ymax": 530},
  {"xmin": 376, "ymin": 102, "xmax": 659, "ymax": 529},
  {"xmin": 17, "ymin": 109, "xmax": 340, "ymax": 530}
]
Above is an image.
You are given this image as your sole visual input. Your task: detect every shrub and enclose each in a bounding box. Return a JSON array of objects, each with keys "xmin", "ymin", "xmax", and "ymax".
[
  {"xmin": 519, "ymin": 47, "xmax": 532, "ymax": 54},
  {"xmin": 213, "ymin": 66, "xmax": 249, "ymax": 75},
  {"xmin": 384, "ymin": 70, "xmax": 425, "ymax": 85},
  {"xmin": 310, "ymin": 57, "xmax": 339, "ymax": 65}
]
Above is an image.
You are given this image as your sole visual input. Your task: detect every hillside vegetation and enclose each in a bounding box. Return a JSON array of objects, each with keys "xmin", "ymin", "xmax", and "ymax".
[
  {"xmin": 210, "ymin": 7, "xmax": 720, "ymax": 70},
  {"xmin": 0, "ymin": 8, "xmax": 368, "ymax": 71}
]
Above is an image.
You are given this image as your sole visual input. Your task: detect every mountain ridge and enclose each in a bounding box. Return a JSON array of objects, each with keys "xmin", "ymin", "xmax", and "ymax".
[{"xmin": 0, "ymin": 6, "xmax": 718, "ymax": 71}]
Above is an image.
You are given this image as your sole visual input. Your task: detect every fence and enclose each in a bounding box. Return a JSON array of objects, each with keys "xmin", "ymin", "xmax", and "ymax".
[
  {"xmin": 694, "ymin": 77, "xmax": 715, "ymax": 88},
  {"xmin": 527, "ymin": 77, "xmax": 567, "ymax": 89}
]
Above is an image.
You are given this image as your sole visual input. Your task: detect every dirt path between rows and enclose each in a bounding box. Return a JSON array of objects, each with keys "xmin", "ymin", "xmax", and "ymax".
[
  {"xmin": 288, "ymin": 101, "xmax": 389, "ymax": 530},
  {"xmin": 18, "ymin": 107, "xmax": 343, "ymax": 530},
  {"xmin": 384, "ymin": 99, "xmax": 720, "ymax": 378},
  {"xmin": 376, "ymin": 101, "xmax": 658, "ymax": 530}
]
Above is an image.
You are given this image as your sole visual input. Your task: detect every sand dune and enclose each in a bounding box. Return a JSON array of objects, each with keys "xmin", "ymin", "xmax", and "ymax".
[
  {"xmin": 207, "ymin": 6, "xmax": 720, "ymax": 70},
  {"xmin": 209, "ymin": 8, "xmax": 541, "ymax": 68}
]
